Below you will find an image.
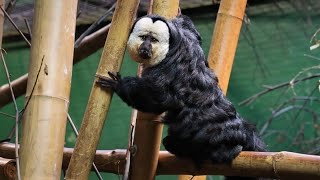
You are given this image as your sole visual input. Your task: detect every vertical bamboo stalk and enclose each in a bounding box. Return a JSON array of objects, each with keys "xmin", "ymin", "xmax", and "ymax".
[
  {"xmin": 208, "ymin": 0, "xmax": 247, "ymax": 94},
  {"xmin": 129, "ymin": 1, "xmax": 179, "ymax": 180},
  {"xmin": 19, "ymin": 0, "xmax": 78, "ymax": 179},
  {"xmin": 65, "ymin": 1, "xmax": 140, "ymax": 179}
]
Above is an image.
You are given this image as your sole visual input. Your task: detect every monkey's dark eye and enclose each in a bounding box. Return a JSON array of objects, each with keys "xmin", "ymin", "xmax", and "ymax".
[
  {"xmin": 151, "ymin": 37, "xmax": 158, "ymax": 43},
  {"xmin": 139, "ymin": 35, "xmax": 147, "ymax": 41}
]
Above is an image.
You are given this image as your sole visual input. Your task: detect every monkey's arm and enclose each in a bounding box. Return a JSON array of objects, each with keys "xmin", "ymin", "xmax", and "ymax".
[{"xmin": 96, "ymin": 72, "xmax": 168, "ymax": 114}]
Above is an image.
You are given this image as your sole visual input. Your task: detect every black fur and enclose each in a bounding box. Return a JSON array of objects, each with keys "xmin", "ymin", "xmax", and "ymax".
[{"xmin": 97, "ymin": 15, "xmax": 266, "ymax": 179}]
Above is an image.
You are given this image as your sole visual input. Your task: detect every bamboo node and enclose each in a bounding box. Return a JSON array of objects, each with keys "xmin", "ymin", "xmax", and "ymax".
[
  {"xmin": 272, "ymin": 152, "xmax": 285, "ymax": 178},
  {"xmin": 273, "ymin": 152, "xmax": 285, "ymax": 162}
]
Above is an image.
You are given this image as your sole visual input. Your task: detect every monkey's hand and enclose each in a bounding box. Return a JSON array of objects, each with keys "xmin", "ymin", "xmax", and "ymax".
[{"xmin": 96, "ymin": 72, "xmax": 121, "ymax": 91}]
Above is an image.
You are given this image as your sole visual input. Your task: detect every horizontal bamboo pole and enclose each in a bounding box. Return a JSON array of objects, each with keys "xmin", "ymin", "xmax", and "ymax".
[
  {"xmin": 65, "ymin": 1, "xmax": 140, "ymax": 179},
  {"xmin": 0, "ymin": 23, "xmax": 111, "ymax": 108},
  {"xmin": 0, "ymin": 157, "xmax": 16, "ymax": 180},
  {"xmin": 1, "ymin": 143, "xmax": 319, "ymax": 179}
]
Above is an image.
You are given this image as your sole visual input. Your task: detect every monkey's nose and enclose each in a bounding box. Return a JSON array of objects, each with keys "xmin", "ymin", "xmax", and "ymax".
[{"xmin": 138, "ymin": 48, "xmax": 152, "ymax": 59}]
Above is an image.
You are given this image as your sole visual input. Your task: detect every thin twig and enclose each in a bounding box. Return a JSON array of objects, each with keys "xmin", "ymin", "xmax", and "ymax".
[
  {"xmin": 291, "ymin": 85, "xmax": 319, "ymax": 122},
  {"xmin": 239, "ymin": 73, "xmax": 320, "ymax": 106},
  {"xmin": 304, "ymin": 54, "xmax": 320, "ymax": 61},
  {"xmin": 0, "ymin": 111, "xmax": 15, "ymax": 119},
  {"xmin": 4, "ymin": 56, "xmax": 45, "ymax": 142},
  {"xmin": 242, "ymin": 23, "xmax": 269, "ymax": 78},
  {"xmin": 310, "ymin": 27, "xmax": 320, "ymax": 43},
  {"xmin": 122, "ymin": 110, "xmax": 137, "ymax": 180},
  {"xmin": 67, "ymin": 114, "xmax": 103, "ymax": 180},
  {"xmin": 259, "ymin": 105, "xmax": 319, "ymax": 136},
  {"xmin": 74, "ymin": 3, "xmax": 116, "ymax": 48},
  {"xmin": 0, "ymin": 6, "xmax": 31, "ymax": 47},
  {"xmin": 1, "ymin": 50, "xmax": 21, "ymax": 180},
  {"xmin": 289, "ymin": 65, "xmax": 320, "ymax": 90},
  {"xmin": 24, "ymin": 18, "xmax": 32, "ymax": 39},
  {"xmin": 273, "ymin": 96, "xmax": 320, "ymax": 113},
  {"xmin": 259, "ymin": 84, "xmax": 319, "ymax": 136},
  {"xmin": 22, "ymin": 55, "xmax": 44, "ymax": 113}
]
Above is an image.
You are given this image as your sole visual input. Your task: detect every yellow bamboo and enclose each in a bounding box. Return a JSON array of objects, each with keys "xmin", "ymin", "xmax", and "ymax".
[
  {"xmin": 65, "ymin": 1, "xmax": 140, "ymax": 179},
  {"xmin": 2, "ymin": 143, "xmax": 320, "ymax": 179},
  {"xmin": 208, "ymin": 0, "xmax": 247, "ymax": 94},
  {"xmin": 19, "ymin": 0, "xmax": 78, "ymax": 179},
  {"xmin": 1, "ymin": 143, "xmax": 320, "ymax": 179},
  {"xmin": 0, "ymin": 23, "xmax": 111, "ymax": 108},
  {"xmin": 129, "ymin": 1, "xmax": 179, "ymax": 180}
]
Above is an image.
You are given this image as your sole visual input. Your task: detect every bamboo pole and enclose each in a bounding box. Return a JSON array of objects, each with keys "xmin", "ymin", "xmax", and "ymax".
[
  {"xmin": 207, "ymin": 0, "xmax": 247, "ymax": 93},
  {"xmin": 128, "ymin": 1, "xmax": 179, "ymax": 180},
  {"xmin": 0, "ymin": 23, "xmax": 111, "ymax": 108},
  {"xmin": 64, "ymin": 1, "xmax": 140, "ymax": 179},
  {"xmin": 1, "ymin": 143, "xmax": 320, "ymax": 179},
  {"xmin": 19, "ymin": 0, "xmax": 78, "ymax": 179},
  {"xmin": 0, "ymin": 157, "xmax": 16, "ymax": 180}
]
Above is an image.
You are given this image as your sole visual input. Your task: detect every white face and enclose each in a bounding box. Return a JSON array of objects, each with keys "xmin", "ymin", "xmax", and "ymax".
[{"xmin": 127, "ymin": 17, "xmax": 170, "ymax": 67}]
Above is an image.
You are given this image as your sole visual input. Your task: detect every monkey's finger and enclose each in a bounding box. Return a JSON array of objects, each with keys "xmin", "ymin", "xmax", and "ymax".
[
  {"xmin": 116, "ymin": 72, "xmax": 121, "ymax": 80},
  {"xmin": 96, "ymin": 78, "xmax": 116, "ymax": 85},
  {"xmin": 96, "ymin": 79, "xmax": 117, "ymax": 88},
  {"xmin": 108, "ymin": 71, "xmax": 121, "ymax": 81},
  {"xmin": 108, "ymin": 72, "xmax": 118, "ymax": 81},
  {"xmin": 97, "ymin": 82, "xmax": 116, "ymax": 90}
]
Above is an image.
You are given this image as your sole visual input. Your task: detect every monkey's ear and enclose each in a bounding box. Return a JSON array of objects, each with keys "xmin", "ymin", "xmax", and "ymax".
[
  {"xmin": 166, "ymin": 22, "xmax": 182, "ymax": 55},
  {"xmin": 175, "ymin": 15, "xmax": 202, "ymax": 45}
]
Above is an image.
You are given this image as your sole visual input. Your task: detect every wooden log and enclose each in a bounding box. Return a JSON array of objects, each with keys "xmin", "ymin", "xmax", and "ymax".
[
  {"xmin": 1, "ymin": 143, "xmax": 319, "ymax": 179},
  {"xmin": 129, "ymin": 1, "xmax": 179, "ymax": 180},
  {"xmin": 0, "ymin": 23, "xmax": 111, "ymax": 108},
  {"xmin": 64, "ymin": 1, "xmax": 140, "ymax": 179},
  {"xmin": 0, "ymin": 157, "xmax": 16, "ymax": 180},
  {"xmin": 207, "ymin": 0, "xmax": 247, "ymax": 93},
  {"xmin": 19, "ymin": 0, "xmax": 78, "ymax": 179}
]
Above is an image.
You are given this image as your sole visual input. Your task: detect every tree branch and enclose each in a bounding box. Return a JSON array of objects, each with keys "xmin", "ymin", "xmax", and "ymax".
[{"xmin": 239, "ymin": 74, "xmax": 320, "ymax": 106}]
